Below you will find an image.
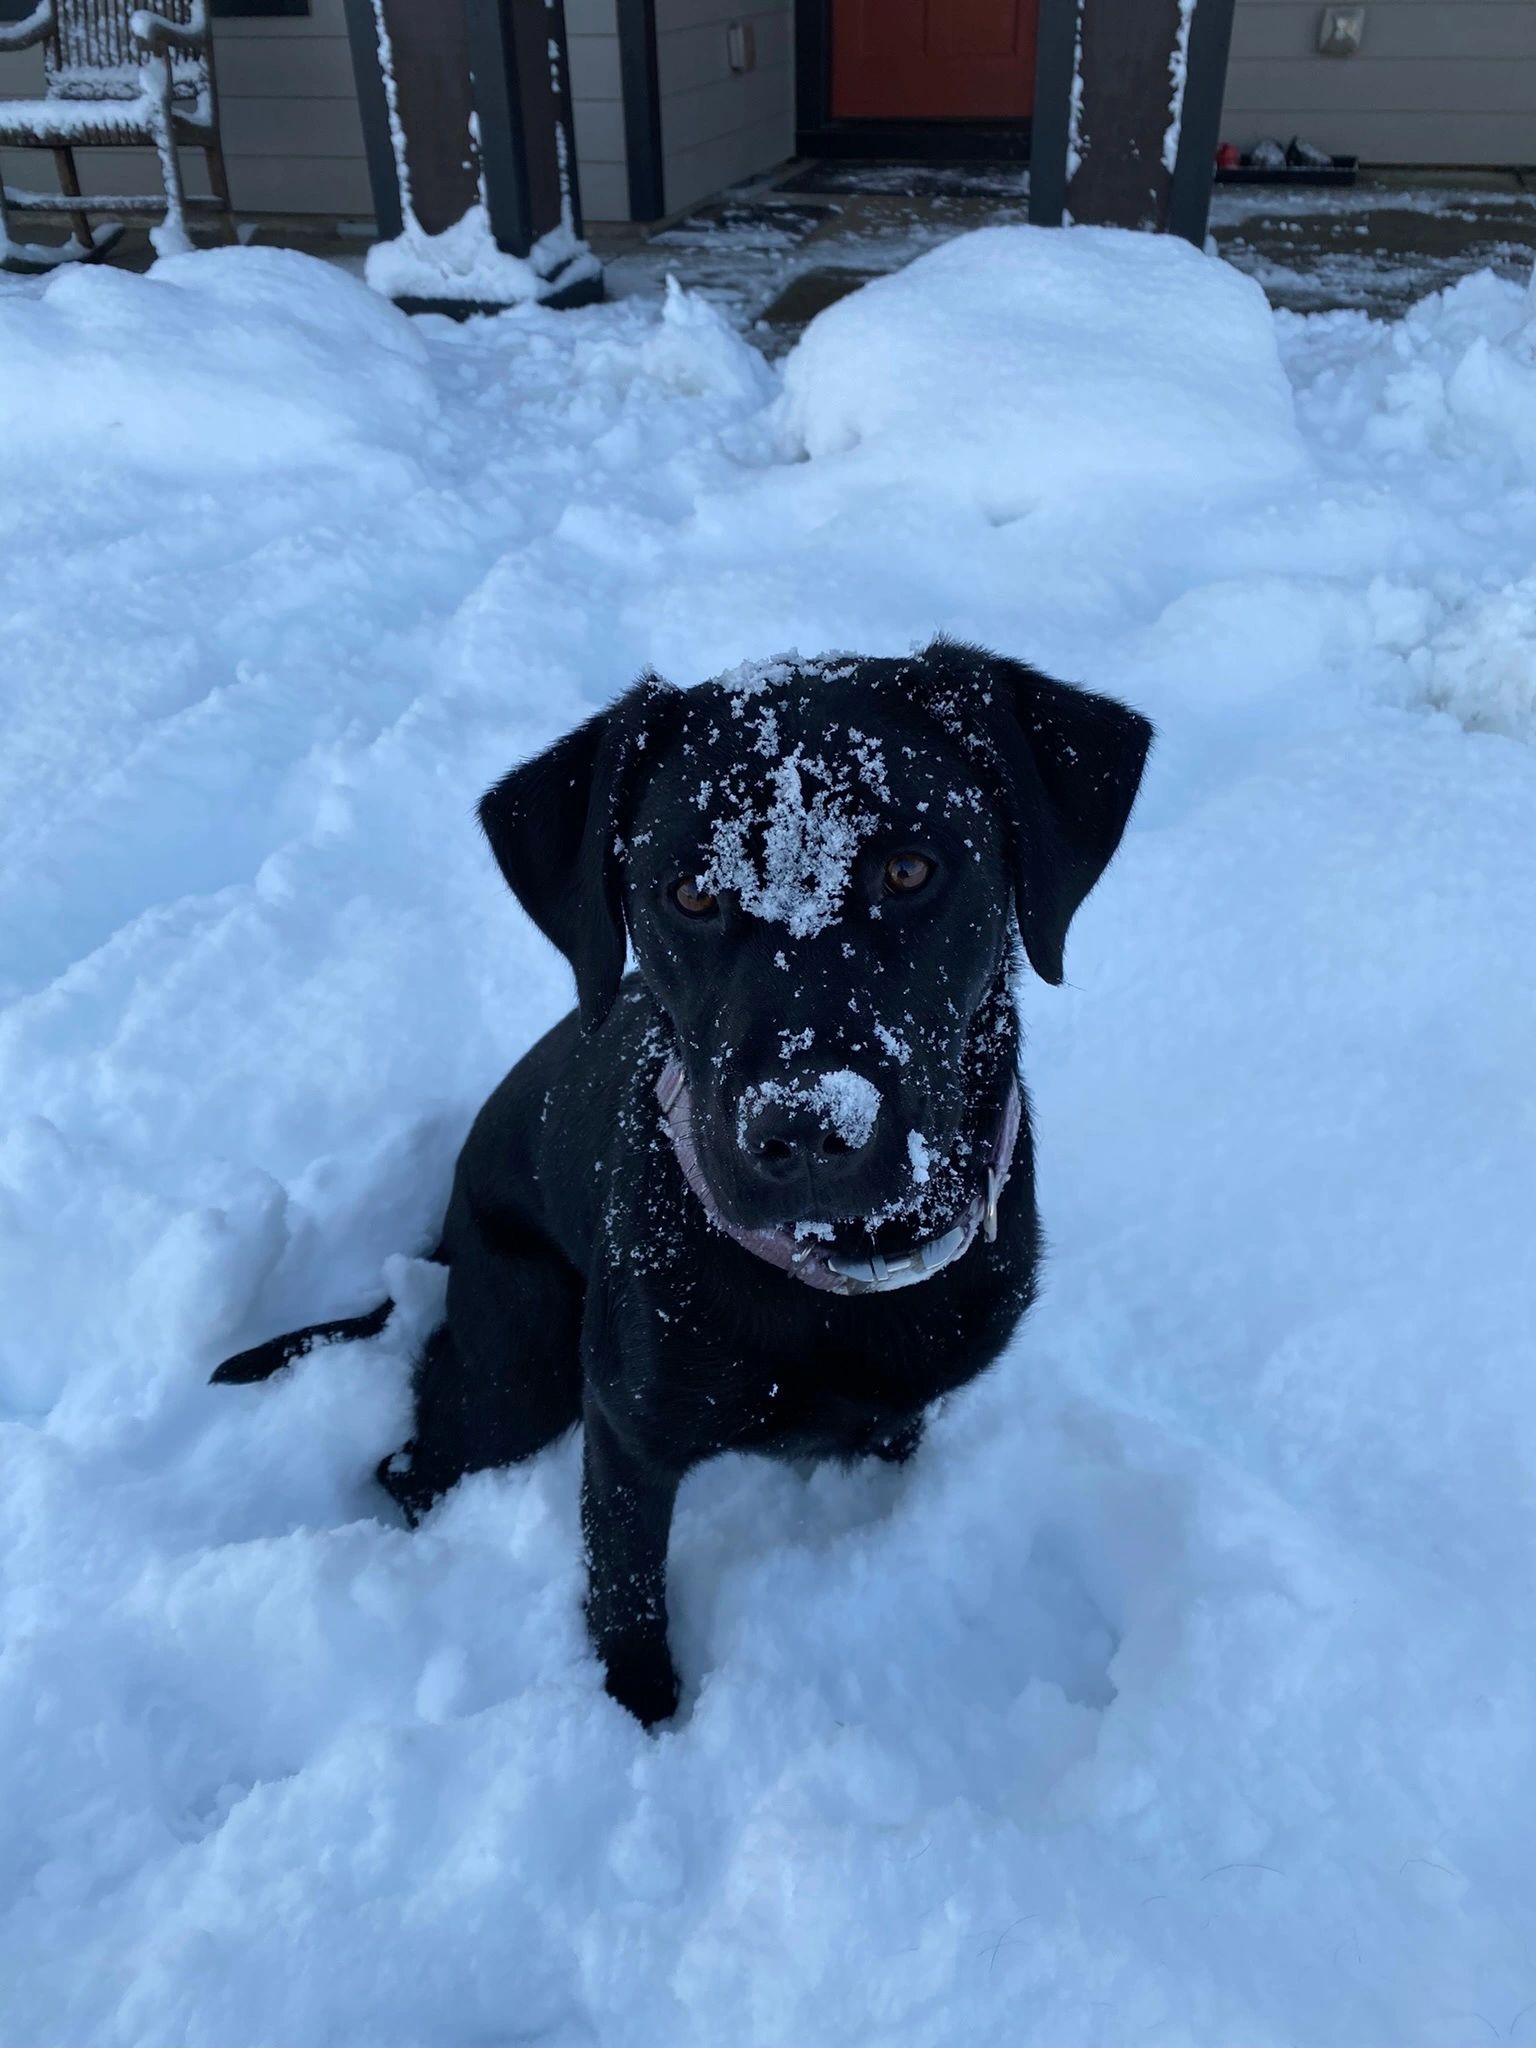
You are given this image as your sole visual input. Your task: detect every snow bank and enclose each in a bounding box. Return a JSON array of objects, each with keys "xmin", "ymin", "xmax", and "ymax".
[
  {"xmin": 1280, "ymin": 269, "xmax": 1536, "ymax": 741},
  {"xmin": 0, "ymin": 247, "xmax": 436, "ymax": 476},
  {"xmin": 4, "ymin": 237, "xmax": 1536, "ymax": 2046},
  {"xmin": 780, "ymin": 226, "xmax": 1305, "ymax": 516}
]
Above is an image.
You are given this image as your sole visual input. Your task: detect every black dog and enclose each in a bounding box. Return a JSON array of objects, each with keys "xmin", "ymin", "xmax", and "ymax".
[{"xmin": 214, "ymin": 641, "xmax": 1151, "ymax": 1726}]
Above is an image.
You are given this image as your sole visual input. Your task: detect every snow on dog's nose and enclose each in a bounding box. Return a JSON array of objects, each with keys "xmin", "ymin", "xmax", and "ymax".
[{"xmin": 737, "ymin": 1069, "xmax": 881, "ymax": 1185}]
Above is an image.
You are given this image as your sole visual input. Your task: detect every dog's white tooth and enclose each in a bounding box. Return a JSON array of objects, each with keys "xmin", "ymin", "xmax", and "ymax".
[{"xmin": 922, "ymin": 1225, "xmax": 965, "ymax": 1271}]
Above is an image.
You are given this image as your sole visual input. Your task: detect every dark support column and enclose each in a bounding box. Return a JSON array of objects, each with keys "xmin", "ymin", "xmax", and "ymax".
[
  {"xmin": 1029, "ymin": 0, "xmax": 1234, "ymax": 247},
  {"xmin": 1168, "ymin": 0, "xmax": 1237, "ymax": 246},
  {"xmin": 1070, "ymin": 0, "xmax": 1184, "ymax": 230},
  {"xmin": 618, "ymin": 0, "xmax": 665, "ymax": 223},
  {"xmin": 341, "ymin": 0, "xmax": 405, "ymax": 241},
  {"xmin": 342, "ymin": 0, "xmax": 602, "ymax": 314},
  {"xmin": 386, "ymin": 0, "xmax": 481, "ymax": 234},
  {"xmin": 1027, "ymin": 0, "xmax": 1077, "ymax": 230},
  {"xmin": 476, "ymin": 0, "xmax": 590, "ymax": 250}
]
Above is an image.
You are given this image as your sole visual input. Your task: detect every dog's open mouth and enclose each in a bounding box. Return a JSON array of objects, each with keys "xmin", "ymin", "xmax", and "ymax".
[
  {"xmin": 792, "ymin": 1179, "xmax": 973, "ymax": 1258},
  {"xmin": 658, "ymin": 1056, "xmax": 1021, "ymax": 1297}
]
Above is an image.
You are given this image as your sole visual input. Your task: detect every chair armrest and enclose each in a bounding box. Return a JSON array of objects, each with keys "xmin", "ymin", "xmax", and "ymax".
[
  {"xmin": 0, "ymin": 1, "xmax": 54, "ymax": 53},
  {"xmin": 129, "ymin": 1, "xmax": 208, "ymax": 56}
]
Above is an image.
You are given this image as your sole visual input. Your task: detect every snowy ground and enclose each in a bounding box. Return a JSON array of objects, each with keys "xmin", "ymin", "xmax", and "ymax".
[{"xmin": 3, "ymin": 230, "xmax": 1536, "ymax": 2047}]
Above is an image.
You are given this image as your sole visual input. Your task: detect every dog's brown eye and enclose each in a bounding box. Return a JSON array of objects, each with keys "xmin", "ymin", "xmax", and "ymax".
[
  {"xmin": 672, "ymin": 877, "xmax": 718, "ymax": 918},
  {"xmin": 884, "ymin": 852, "xmax": 933, "ymax": 895}
]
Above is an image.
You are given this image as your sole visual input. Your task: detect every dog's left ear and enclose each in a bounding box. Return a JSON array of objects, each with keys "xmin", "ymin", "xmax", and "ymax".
[
  {"xmin": 479, "ymin": 675, "xmax": 679, "ymax": 1030},
  {"xmin": 919, "ymin": 641, "xmax": 1154, "ymax": 985}
]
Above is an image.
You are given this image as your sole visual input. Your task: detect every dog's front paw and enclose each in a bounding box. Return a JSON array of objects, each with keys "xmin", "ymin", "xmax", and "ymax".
[
  {"xmin": 602, "ymin": 1641, "xmax": 681, "ymax": 1729},
  {"xmin": 375, "ymin": 1444, "xmax": 440, "ymax": 1529}
]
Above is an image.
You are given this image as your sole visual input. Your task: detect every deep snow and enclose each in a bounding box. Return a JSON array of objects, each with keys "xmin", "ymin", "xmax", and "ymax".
[{"xmin": 3, "ymin": 231, "xmax": 1536, "ymax": 2047}]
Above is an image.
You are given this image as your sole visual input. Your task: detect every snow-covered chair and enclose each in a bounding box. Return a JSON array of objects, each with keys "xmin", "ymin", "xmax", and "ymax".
[{"xmin": 0, "ymin": 0, "xmax": 232, "ymax": 268}]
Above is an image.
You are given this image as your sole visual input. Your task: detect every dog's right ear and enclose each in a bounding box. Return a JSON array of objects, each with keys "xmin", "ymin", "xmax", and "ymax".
[{"xmin": 479, "ymin": 676, "xmax": 678, "ymax": 1031}]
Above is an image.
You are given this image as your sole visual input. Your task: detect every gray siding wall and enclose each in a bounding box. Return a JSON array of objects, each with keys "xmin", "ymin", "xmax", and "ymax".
[
  {"xmin": 9, "ymin": 0, "xmax": 1519, "ymax": 233},
  {"xmin": 0, "ymin": 0, "xmax": 637, "ymax": 222},
  {"xmin": 0, "ymin": 0, "xmax": 374, "ymax": 216},
  {"xmin": 654, "ymin": 0, "xmax": 794, "ymax": 214},
  {"xmin": 1224, "ymin": 0, "xmax": 1536, "ymax": 164},
  {"xmin": 568, "ymin": 0, "xmax": 630, "ymax": 225}
]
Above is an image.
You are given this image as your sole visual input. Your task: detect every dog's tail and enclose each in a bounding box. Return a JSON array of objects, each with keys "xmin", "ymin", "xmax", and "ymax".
[
  {"xmin": 211, "ymin": 1237, "xmax": 448, "ymax": 1386},
  {"xmin": 210, "ymin": 1299, "xmax": 394, "ymax": 1384}
]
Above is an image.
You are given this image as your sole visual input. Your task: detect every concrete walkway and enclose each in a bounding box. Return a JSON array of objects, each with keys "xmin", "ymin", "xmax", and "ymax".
[{"xmin": 599, "ymin": 165, "xmax": 1536, "ymax": 350}]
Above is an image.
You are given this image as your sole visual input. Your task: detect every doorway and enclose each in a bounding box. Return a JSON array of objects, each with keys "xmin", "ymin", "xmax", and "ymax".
[
  {"xmin": 797, "ymin": 0, "xmax": 1037, "ymax": 159},
  {"xmin": 831, "ymin": 0, "xmax": 1038, "ymax": 121}
]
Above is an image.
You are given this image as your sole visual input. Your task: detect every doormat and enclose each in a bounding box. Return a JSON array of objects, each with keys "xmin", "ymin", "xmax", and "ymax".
[
  {"xmin": 775, "ymin": 162, "xmax": 1031, "ymax": 201},
  {"xmin": 650, "ymin": 201, "xmax": 837, "ymax": 249}
]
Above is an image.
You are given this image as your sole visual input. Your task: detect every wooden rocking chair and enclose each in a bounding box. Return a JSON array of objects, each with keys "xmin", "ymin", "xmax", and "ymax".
[{"xmin": 0, "ymin": 0, "xmax": 233, "ymax": 270}]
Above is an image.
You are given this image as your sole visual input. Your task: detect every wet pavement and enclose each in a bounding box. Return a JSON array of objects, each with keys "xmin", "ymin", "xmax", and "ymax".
[{"xmin": 598, "ymin": 165, "xmax": 1536, "ymax": 350}]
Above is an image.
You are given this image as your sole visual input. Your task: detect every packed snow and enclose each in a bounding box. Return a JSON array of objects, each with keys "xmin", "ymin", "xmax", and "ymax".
[
  {"xmin": 738, "ymin": 1071, "xmax": 883, "ymax": 1154},
  {"xmin": 3, "ymin": 229, "xmax": 1536, "ymax": 2046}
]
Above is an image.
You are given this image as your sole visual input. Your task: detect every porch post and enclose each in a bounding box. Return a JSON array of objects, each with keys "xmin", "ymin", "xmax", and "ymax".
[
  {"xmin": 342, "ymin": 0, "xmax": 603, "ymax": 315},
  {"xmin": 1029, "ymin": 0, "xmax": 1236, "ymax": 246}
]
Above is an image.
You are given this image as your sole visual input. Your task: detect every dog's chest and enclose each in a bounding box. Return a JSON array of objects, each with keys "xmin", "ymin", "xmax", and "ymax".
[{"xmin": 633, "ymin": 1249, "xmax": 1029, "ymax": 1464}]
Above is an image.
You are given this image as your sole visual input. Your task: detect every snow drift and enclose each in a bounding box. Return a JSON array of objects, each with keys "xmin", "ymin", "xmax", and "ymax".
[
  {"xmin": 3, "ymin": 229, "xmax": 1536, "ymax": 2047},
  {"xmin": 780, "ymin": 225, "xmax": 1305, "ymax": 513},
  {"xmin": 0, "ymin": 246, "xmax": 436, "ymax": 475}
]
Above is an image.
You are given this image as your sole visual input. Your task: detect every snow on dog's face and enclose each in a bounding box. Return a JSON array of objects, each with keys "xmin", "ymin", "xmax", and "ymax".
[
  {"xmin": 478, "ymin": 642, "xmax": 1152, "ymax": 1239},
  {"xmin": 623, "ymin": 664, "xmax": 1012, "ymax": 1237}
]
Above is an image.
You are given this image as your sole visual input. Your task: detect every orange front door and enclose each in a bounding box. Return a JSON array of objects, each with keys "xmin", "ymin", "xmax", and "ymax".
[{"xmin": 830, "ymin": 0, "xmax": 1039, "ymax": 121}]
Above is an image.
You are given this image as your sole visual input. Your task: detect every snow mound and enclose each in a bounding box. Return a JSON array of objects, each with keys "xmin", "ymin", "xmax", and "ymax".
[
  {"xmin": 5, "ymin": 235, "xmax": 1536, "ymax": 2045},
  {"xmin": 780, "ymin": 226, "xmax": 1304, "ymax": 516},
  {"xmin": 0, "ymin": 247, "xmax": 436, "ymax": 476},
  {"xmin": 1282, "ymin": 267, "xmax": 1536, "ymax": 740},
  {"xmin": 1358, "ymin": 269, "xmax": 1536, "ymax": 480}
]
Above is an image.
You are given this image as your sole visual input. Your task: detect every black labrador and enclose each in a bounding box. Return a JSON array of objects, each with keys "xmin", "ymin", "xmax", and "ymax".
[{"xmin": 214, "ymin": 641, "xmax": 1152, "ymax": 1726}]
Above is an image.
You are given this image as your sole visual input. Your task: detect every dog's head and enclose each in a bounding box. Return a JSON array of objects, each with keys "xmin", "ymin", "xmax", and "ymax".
[{"xmin": 480, "ymin": 643, "xmax": 1151, "ymax": 1240}]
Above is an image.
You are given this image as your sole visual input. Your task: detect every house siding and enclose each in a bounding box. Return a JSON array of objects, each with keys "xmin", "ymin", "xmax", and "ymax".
[
  {"xmin": 1224, "ymin": 0, "xmax": 1536, "ymax": 165},
  {"xmin": 654, "ymin": 0, "xmax": 794, "ymax": 214},
  {"xmin": 0, "ymin": 0, "xmax": 637, "ymax": 222},
  {"xmin": 0, "ymin": 0, "xmax": 374, "ymax": 216},
  {"xmin": 3, "ymin": 0, "xmax": 1526, "ymax": 232},
  {"xmin": 567, "ymin": 0, "xmax": 629, "ymax": 224}
]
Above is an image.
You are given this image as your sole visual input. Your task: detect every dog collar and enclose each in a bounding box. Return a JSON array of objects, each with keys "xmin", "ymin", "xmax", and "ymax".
[{"xmin": 655, "ymin": 1058, "xmax": 1021, "ymax": 1298}]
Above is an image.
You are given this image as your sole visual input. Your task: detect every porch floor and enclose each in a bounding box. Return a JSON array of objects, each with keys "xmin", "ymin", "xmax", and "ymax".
[{"xmin": 601, "ymin": 164, "xmax": 1536, "ymax": 351}]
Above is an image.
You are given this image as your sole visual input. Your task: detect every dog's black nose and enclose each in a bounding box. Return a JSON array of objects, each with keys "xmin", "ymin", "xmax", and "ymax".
[{"xmin": 738, "ymin": 1072, "xmax": 881, "ymax": 1182}]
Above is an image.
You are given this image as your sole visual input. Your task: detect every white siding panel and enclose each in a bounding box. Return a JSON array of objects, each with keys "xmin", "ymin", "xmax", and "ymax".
[
  {"xmin": 565, "ymin": 0, "xmax": 619, "ymax": 38},
  {"xmin": 572, "ymin": 95, "xmax": 627, "ymax": 168},
  {"xmin": 655, "ymin": 0, "xmax": 793, "ymax": 213},
  {"xmin": 568, "ymin": 31, "xmax": 623, "ymax": 103},
  {"xmin": 1227, "ymin": 0, "xmax": 1536, "ymax": 163},
  {"xmin": 215, "ymin": 35, "xmax": 360, "ymax": 99},
  {"xmin": 213, "ymin": 152, "xmax": 373, "ymax": 214},
  {"xmin": 1233, "ymin": 2, "xmax": 1536, "ymax": 64},
  {"xmin": 580, "ymin": 158, "xmax": 630, "ymax": 223},
  {"xmin": 665, "ymin": 107, "xmax": 792, "ymax": 213},
  {"xmin": 1227, "ymin": 55, "xmax": 1536, "ymax": 116}
]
